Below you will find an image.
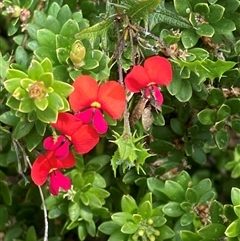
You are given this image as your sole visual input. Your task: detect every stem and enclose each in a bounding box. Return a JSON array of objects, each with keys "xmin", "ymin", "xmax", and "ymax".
[{"xmin": 25, "ymin": 156, "xmax": 48, "ymax": 241}]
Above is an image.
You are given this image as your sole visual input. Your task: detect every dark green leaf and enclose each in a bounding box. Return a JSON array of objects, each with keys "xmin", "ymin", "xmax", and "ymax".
[{"xmin": 198, "ymin": 223, "xmax": 226, "ymax": 239}]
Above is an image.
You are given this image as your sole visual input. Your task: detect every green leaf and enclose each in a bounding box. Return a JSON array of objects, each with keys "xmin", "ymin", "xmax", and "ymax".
[
  {"xmin": 34, "ymin": 98, "xmax": 48, "ymax": 111},
  {"xmin": 205, "ymin": 4, "xmax": 225, "ymax": 23},
  {"xmin": 75, "ymin": 17, "xmax": 114, "ymax": 44},
  {"xmin": 45, "ymin": 15, "xmax": 61, "ymax": 34},
  {"xmin": 170, "ymin": 118, "xmax": 185, "ymax": 136},
  {"xmin": 41, "ymin": 58, "xmax": 53, "ymax": 72},
  {"xmin": 214, "ymin": 130, "xmax": 229, "ymax": 149},
  {"xmin": 138, "ymin": 201, "xmax": 152, "ymax": 219},
  {"xmin": 158, "ymin": 225, "xmax": 175, "ymax": 239},
  {"xmin": 13, "ymin": 120, "xmax": 34, "ymax": 139},
  {"xmin": 121, "ymin": 195, "xmax": 138, "ymax": 214},
  {"xmin": 149, "ymin": 2, "xmax": 192, "ymax": 30},
  {"xmin": 69, "ymin": 202, "xmax": 81, "ymax": 221},
  {"xmin": 0, "ymin": 52, "xmax": 9, "ymax": 80},
  {"xmin": 37, "ymin": 29, "xmax": 56, "ymax": 49},
  {"xmin": 111, "ymin": 212, "xmax": 133, "ymax": 226},
  {"xmin": 231, "ymin": 119, "xmax": 240, "ymax": 134},
  {"xmin": 0, "ymin": 111, "xmax": 19, "ymax": 126},
  {"xmin": 225, "ymin": 219, "xmax": 240, "ymax": 237},
  {"xmin": 175, "ymin": 80, "xmax": 192, "ymax": 102},
  {"xmin": 180, "ymin": 212, "xmax": 195, "ymax": 226},
  {"xmin": 181, "ymin": 29, "xmax": 199, "ymax": 48},
  {"xmin": 60, "ymin": 19, "xmax": 79, "ymax": 38},
  {"xmin": 164, "ymin": 180, "xmax": 185, "ymax": 202},
  {"xmin": 3, "ymin": 226, "xmax": 22, "ymax": 241},
  {"xmin": 217, "ymin": 104, "xmax": 231, "ymax": 121},
  {"xmin": 206, "ymin": 88, "xmax": 225, "ymax": 107},
  {"xmin": 36, "ymin": 107, "xmax": 58, "ymax": 123},
  {"xmin": 34, "ymin": 46, "xmax": 59, "ymax": 65},
  {"xmin": 78, "ymin": 222, "xmax": 87, "ymax": 241},
  {"xmin": 80, "ymin": 204, "xmax": 93, "ymax": 222},
  {"xmin": 4, "ymin": 78, "xmax": 21, "ymax": 93},
  {"xmin": 52, "ymin": 80, "xmax": 74, "ymax": 97},
  {"xmin": 98, "ymin": 221, "xmax": 120, "ymax": 235},
  {"xmin": 57, "ymin": 4, "xmax": 73, "ymax": 26},
  {"xmin": 180, "ymin": 230, "xmax": 202, "ymax": 241},
  {"xmin": 225, "ymin": 98, "xmax": 240, "ymax": 115},
  {"xmin": 193, "ymin": 179, "xmax": 212, "ymax": 197},
  {"xmin": 210, "ymin": 200, "xmax": 224, "ymax": 224},
  {"xmin": 174, "ymin": 0, "xmax": 192, "ymax": 17},
  {"xmin": 26, "ymin": 226, "xmax": 37, "ymax": 241},
  {"xmin": 48, "ymin": 2, "xmax": 61, "ymax": 18},
  {"xmin": 126, "ymin": 0, "xmax": 161, "ymax": 20},
  {"xmin": 0, "ymin": 180, "xmax": 12, "ymax": 205},
  {"xmin": 38, "ymin": 72, "xmax": 54, "ymax": 87},
  {"xmin": 198, "ymin": 109, "xmax": 216, "ymax": 125},
  {"xmin": 26, "ymin": 129, "xmax": 43, "ymax": 151},
  {"xmin": 198, "ymin": 223, "xmax": 226, "ymax": 239},
  {"xmin": 121, "ymin": 222, "xmax": 139, "ymax": 234},
  {"xmin": 231, "ymin": 188, "xmax": 240, "ymax": 206},
  {"xmin": 0, "ymin": 206, "xmax": 8, "ymax": 230},
  {"xmin": 211, "ymin": 18, "xmax": 236, "ymax": 34},
  {"xmin": 167, "ymin": 73, "xmax": 182, "ymax": 95},
  {"xmin": 196, "ymin": 23, "xmax": 215, "ymax": 37},
  {"xmin": 15, "ymin": 46, "xmax": 28, "ymax": 68},
  {"xmin": 47, "ymin": 92, "xmax": 64, "ymax": 110},
  {"xmin": 28, "ymin": 60, "xmax": 44, "ymax": 80},
  {"xmin": 82, "ymin": 59, "xmax": 99, "ymax": 70},
  {"xmin": 185, "ymin": 188, "xmax": 198, "ymax": 203},
  {"xmin": 163, "ymin": 202, "xmax": 184, "ymax": 217}
]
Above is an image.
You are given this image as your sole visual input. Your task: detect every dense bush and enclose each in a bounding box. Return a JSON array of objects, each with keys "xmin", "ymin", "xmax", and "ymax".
[{"xmin": 0, "ymin": 0, "xmax": 240, "ymax": 241}]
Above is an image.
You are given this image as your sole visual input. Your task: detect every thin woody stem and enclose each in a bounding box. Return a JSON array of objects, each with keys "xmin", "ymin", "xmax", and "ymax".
[{"xmin": 14, "ymin": 140, "xmax": 48, "ymax": 241}]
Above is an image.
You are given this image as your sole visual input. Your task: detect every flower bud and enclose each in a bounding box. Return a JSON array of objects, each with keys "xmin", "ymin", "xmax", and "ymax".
[
  {"xmin": 11, "ymin": 5, "xmax": 22, "ymax": 18},
  {"xmin": 70, "ymin": 41, "xmax": 86, "ymax": 68}
]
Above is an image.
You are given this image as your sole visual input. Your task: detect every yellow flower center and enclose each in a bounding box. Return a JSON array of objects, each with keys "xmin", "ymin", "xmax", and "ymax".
[
  {"xmin": 91, "ymin": 101, "xmax": 101, "ymax": 108},
  {"xmin": 28, "ymin": 81, "xmax": 47, "ymax": 100},
  {"xmin": 49, "ymin": 167, "xmax": 57, "ymax": 173},
  {"xmin": 147, "ymin": 82, "xmax": 156, "ymax": 86}
]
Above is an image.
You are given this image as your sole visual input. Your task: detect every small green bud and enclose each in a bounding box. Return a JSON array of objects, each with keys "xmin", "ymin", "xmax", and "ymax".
[
  {"xmin": 147, "ymin": 218, "xmax": 153, "ymax": 225},
  {"xmin": 138, "ymin": 229, "xmax": 145, "ymax": 236},
  {"xmin": 154, "ymin": 230, "xmax": 160, "ymax": 236},
  {"xmin": 70, "ymin": 40, "xmax": 86, "ymax": 68},
  {"xmin": 12, "ymin": 5, "xmax": 21, "ymax": 18},
  {"xmin": 149, "ymin": 234, "xmax": 155, "ymax": 241}
]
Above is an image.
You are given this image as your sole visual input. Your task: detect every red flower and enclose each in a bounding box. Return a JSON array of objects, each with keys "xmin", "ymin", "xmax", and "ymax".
[
  {"xmin": 124, "ymin": 56, "xmax": 172, "ymax": 106},
  {"xmin": 31, "ymin": 150, "xmax": 75, "ymax": 195},
  {"xmin": 43, "ymin": 113, "xmax": 99, "ymax": 159},
  {"xmin": 69, "ymin": 75, "xmax": 126, "ymax": 134}
]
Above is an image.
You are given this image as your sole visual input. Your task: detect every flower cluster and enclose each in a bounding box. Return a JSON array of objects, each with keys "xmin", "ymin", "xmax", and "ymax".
[
  {"xmin": 30, "ymin": 56, "xmax": 172, "ymax": 196},
  {"xmin": 31, "ymin": 75, "xmax": 126, "ymax": 195},
  {"xmin": 124, "ymin": 56, "xmax": 172, "ymax": 107}
]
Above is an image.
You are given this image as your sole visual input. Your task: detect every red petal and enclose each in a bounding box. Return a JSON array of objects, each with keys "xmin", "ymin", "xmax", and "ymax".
[
  {"xmin": 31, "ymin": 150, "xmax": 75, "ymax": 186},
  {"xmin": 124, "ymin": 65, "xmax": 150, "ymax": 92},
  {"xmin": 98, "ymin": 81, "xmax": 126, "ymax": 119},
  {"xmin": 43, "ymin": 135, "xmax": 65, "ymax": 150},
  {"xmin": 93, "ymin": 108, "xmax": 108, "ymax": 134},
  {"xmin": 69, "ymin": 75, "xmax": 99, "ymax": 112},
  {"xmin": 144, "ymin": 56, "xmax": 172, "ymax": 86},
  {"xmin": 51, "ymin": 113, "xmax": 83, "ymax": 137},
  {"xmin": 49, "ymin": 170, "xmax": 72, "ymax": 195},
  {"xmin": 75, "ymin": 108, "xmax": 93, "ymax": 123},
  {"xmin": 31, "ymin": 154, "xmax": 51, "ymax": 186},
  {"xmin": 71, "ymin": 124, "xmax": 99, "ymax": 154},
  {"xmin": 152, "ymin": 85, "xmax": 164, "ymax": 106}
]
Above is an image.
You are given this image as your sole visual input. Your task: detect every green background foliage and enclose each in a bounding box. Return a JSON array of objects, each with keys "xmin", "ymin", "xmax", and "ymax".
[{"xmin": 0, "ymin": 0, "xmax": 240, "ymax": 240}]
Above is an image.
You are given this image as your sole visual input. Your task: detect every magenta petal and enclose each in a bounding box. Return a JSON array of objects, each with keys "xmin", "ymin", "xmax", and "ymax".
[
  {"xmin": 93, "ymin": 108, "xmax": 108, "ymax": 134},
  {"xmin": 49, "ymin": 170, "xmax": 72, "ymax": 196},
  {"xmin": 153, "ymin": 85, "xmax": 164, "ymax": 106},
  {"xmin": 75, "ymin": 108, "xmax": 93, "ymax": 123},
  {"xmin": 43, "ymin": 135, "xmax": 65, "ymax": 150},
  {"xmin": 55, "ymin": 140, "xmax": 71, "ymax": 160},
  {"xmin": 144, "ymin": 86, "xmax": 151, "ymax": 99}
]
